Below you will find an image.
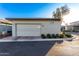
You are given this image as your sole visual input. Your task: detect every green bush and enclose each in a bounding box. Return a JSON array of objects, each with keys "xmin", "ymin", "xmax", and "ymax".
[
  {"xmin": 51, "ymin": 34, "xmax": 56, "ymax": 38},
  {"xmin": 46, "ymin": 34, "xmax": 52, "ymax": 38},
  {"xmin": 59, "ymin": 34, "xmax": 64, "ymax": 38},
  {"xmin": 41, "ymin": 34, "xmax": 46, "ymax": 39},
  {"xmin": 55, "ymin": 34, "xmax": 60, "ymax": 38},
  {"xmin": 41, "ymin": 33, "xmax": 72, "ymax": 39},
  {"xmin": 65, "ymin": 34, "xmax": 72, "ymax": 38}
]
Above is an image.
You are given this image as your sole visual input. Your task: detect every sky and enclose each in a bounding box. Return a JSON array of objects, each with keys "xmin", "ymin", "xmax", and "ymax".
[
  {"xmin": 0, "ymin": 3, "xmax": 64, "ymax": 18},
  {"xmin": 0, "ymin": 3, "xmax": 79, "ymax": 24}
]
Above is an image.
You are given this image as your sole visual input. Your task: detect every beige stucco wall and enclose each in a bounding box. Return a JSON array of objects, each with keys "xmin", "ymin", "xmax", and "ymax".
[{"xmin": 12, "ymin": 21, "xmax": 61, "ymax": 37}]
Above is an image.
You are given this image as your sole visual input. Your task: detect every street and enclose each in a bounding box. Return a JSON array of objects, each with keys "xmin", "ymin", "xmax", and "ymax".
[{"xmin": 0, "ymin": 33, "xmax": 79, "ymax": 56}]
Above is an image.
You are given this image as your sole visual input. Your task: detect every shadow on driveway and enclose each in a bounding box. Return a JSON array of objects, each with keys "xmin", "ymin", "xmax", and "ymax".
[{"xmin": 0, "ymin": 41, "xmax": 55, "ymax": 56}]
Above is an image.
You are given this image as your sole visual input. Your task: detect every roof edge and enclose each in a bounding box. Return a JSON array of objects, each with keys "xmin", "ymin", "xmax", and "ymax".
[{"xmin": 5, "ymin": 18, "xmax": 61, "ymax": 21}]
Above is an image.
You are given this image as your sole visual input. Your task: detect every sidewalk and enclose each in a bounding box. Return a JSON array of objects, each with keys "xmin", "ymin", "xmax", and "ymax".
[{"xmin": 46, "ymin": 38, "xmax": 79, "ymax": 56}]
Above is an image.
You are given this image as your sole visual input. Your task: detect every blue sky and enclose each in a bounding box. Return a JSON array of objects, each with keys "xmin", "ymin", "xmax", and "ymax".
[
  {"xmin": 0, "ymin": 3, "xmax": 79, "ymax": 24},
  {"xmin": 0, "ymin": 3, "xmax": 65, "ymax": 18}
]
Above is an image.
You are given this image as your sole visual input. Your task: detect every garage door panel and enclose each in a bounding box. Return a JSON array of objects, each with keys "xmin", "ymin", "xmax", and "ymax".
[{"xmin": 16, "ymin": 24, "xmax": 41, "ymax": 36}]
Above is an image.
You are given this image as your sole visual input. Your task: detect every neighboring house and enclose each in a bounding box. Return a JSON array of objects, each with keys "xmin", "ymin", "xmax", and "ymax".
[
  {"xmin": 64, "ymin": 21, "xmax": 79, "ymax": 32},
  {"xmin": 0, "ymin": 22, "xmax": 12, "ymax": 34},
  {"xmin": 6, "ymin": 18, "xmax": 61, "ymax": 37}
]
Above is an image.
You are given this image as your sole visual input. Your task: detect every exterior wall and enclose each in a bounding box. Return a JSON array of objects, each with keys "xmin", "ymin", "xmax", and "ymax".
[
  {"xmin": 72, "ymin": 26, "xmax": 79, "ymax": 31},
  {"xmin": 65, "ymin": 26, "xmax": 73, "ymax": 31},
  {"xmin": 41, "ymin": 21, "xmax": 61, "ymax": 34},
  {"xmin": 12, "ymin": 21, "xmax": 61, "ymax": 37},
  {"xmin": 12, "ymin": 23, "xmax": 16, "ymax": 37},
  {"xmin": 66, "ymin": 25, "xmax": 79, "ymax": 32},
  {"xmin": 69, "ymin": 21, "xmax": 79, "ymax": 32}
]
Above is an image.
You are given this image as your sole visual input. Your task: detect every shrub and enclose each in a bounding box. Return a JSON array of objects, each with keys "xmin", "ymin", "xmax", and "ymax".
[
  {"xmin": 46, "ymin": 34, "xmax": 52, "ymax": 38},
  {"xmin": 59, "ymin": 34, "xmax": 64, "ymax": 38},
  {"xmin": 51, "ymin": 34, "xmax": 56, "ymax": 38},
  {"xmin": 65, "ymin": 34, "xmax": 72, "ymax": 38},
  {"xmin": 41, "ymin": 33, "xmax": 72, "ymax": 39},
  {"xmin": 55, "ymin": 34, "xmax": 60, "ymax": 38},
  {"xmin": 41, "ymin": 34, "xmax": 46, "ymax": 39}
]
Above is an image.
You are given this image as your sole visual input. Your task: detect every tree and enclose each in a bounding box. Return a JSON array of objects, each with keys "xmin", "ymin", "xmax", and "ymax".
[
  {"xmin": 53, "ymin": 5, "xmax": 70, "ymax": 20},
  {"xmin": 61, "ymin": 5, "xmax": 70, "ymax": 16},
  {"xmin": 53, "ymin": 5, "xmax": 70, "ymax": 33}
]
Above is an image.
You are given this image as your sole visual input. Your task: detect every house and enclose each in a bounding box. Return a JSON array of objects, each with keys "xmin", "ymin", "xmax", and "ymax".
[
  {"xmin": 0, "ymin": 19, "xmax": 12, "ymax": 38},
  {"xmin": 0, "ymin": 23, "xmax": 12, "ymax": 33},
  {"xmin": 65, "ymin": 21, "xmax": 79, "ymax": 32},
  {"xmin": 5, "ymin": 18, "xmax": 61, "ymax": 37},
  {"xmin": 0, "ymin": 20, "xmax": 12, "ymax": 34}
]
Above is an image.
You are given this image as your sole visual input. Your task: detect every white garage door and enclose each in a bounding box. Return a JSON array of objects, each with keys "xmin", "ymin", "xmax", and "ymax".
[{"xmin": 16, "ymin": 24, "xmax": 41, "ymax": 36}]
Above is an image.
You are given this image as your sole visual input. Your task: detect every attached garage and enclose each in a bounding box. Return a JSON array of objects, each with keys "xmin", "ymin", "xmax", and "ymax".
[
  {"xmin": 6, "ymin": 18, "xmax": 61, "ymax": 37},
  {"xmin": 16, "ymin": 24, "xmax": 41, "ymax": 36}
]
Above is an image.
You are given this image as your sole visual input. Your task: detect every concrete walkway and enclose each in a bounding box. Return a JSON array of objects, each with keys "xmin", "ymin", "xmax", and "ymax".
[{"xmin": 46, "ymin": 33, "xmax": 79, "ymax": 56}]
